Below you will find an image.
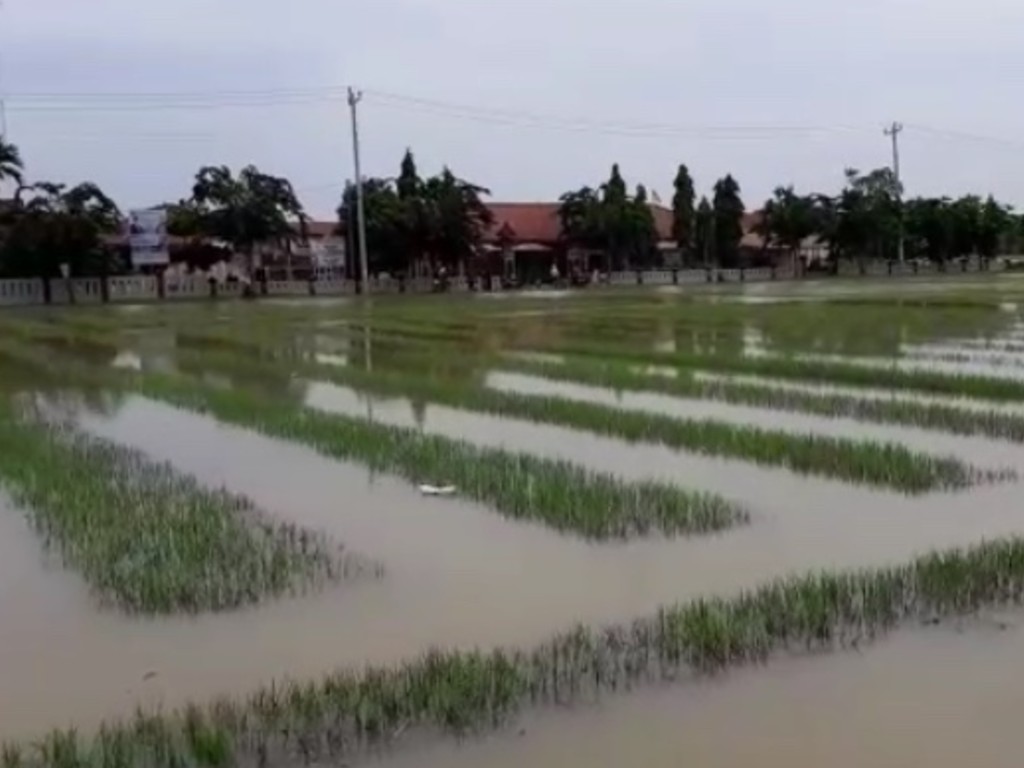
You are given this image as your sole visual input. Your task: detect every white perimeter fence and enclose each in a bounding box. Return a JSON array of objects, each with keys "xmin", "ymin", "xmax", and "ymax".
[{"xmin": 0, "ymin": 258, "xmax": 1010, "ymax": 308}]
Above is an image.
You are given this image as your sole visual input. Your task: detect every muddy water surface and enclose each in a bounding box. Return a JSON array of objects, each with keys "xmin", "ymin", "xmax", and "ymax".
[
  {"xmin": 483, "ymin": 370, "xmax": 1020, "ymax": 467},
  {"xmin": 382, "ymin": 619, "xmax": 1024, "ymax": 768},
  {"xmin": 2, "ymin": 389, "xmax": 1021, "ymax": 740},
  {"xmin": 692, "ymin": 371, "xmax": 1024, "ymax": 416}
]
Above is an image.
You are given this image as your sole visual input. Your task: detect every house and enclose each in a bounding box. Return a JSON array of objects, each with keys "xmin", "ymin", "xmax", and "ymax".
[
  {"xmin": 480, "ymin": 202, "xmax": 679, "ymax": 281},
  {"xmin": 290, "ymin": 220, "xmax": 347, "ymax": 272},
  {"xmin": 738, "ymin": 210, "xmax": 830, "ymax": 271}
]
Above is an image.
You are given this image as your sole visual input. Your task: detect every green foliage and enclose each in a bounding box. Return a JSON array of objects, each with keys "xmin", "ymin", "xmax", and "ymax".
[
  {"xmin": 904, "ymin": 195, "xmax": 1016, "ymax": 263},
  {"xmin": 828, "ymin": 168, "xmax": 902, "ymax": 261},
  {"xmin": 134, "ymin": 372, "xmax": 746, "ymax": 540},
  {"xmin": 627, "ymin": 184, "xmax": 658, "ymax": 268},
  {"xmin": 339, "ymin": 150, "xmax": 492, "ymax": 277},
  {"xmin": 758, "ymin": 186, "xmax": 821, "ymax": 259},
  {"xmin": 712, "ymin": 175, "xmax": 744, "ymax": 267},
  {"xmin": 502, "ymin": 354, "xmax": 1024, "ymax": 447},
  {"xmin": 671, "ymin": 164, "xmax": 696, "ymax": 260},
  {"xmin": 0, "ymin": 181, "xmax": 125, "ymax": 280},
  {"xmin": 187, "ymin": 165, "xmax": 305, "ymax": 272},
  {"xmin": 558, "ymin": 165, "xmax": 660, "ymax": 270},
  {"xmin": 557, "ymin": 186, "xmax": 605, "ymax": 250},
  {"xmin": 0, "ymin": 138, "xmax": 23, "ymax": 185},
  {"xmin": 694, "ymin": 196, "xmax": 714, "ymax": 267},
  {"xmin": 14, "ymin": 536, "xmax": 1024, "ymax": 766},
  {"xmin": 184, "ymin": 335, "xmax": 997, "ymax": 494},
  {"xmin": 0, "ymin": 404, "xmax": 371, "ymax": 614}
]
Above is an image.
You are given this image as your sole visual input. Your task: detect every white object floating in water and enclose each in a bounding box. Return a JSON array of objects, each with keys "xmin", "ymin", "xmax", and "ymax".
[{"xmin": 419, "ymin": 484, "xmax": 457, "ymax": 496}]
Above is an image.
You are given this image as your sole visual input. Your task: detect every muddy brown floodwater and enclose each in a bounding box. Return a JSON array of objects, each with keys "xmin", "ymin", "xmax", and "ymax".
[
  {"xmin": 0, "ymin": 387, "xmax": 1022, "ymax": 742},
  {"xmin": 381, "ymin": 617, "xmax": 1024, "ymax": 768}
]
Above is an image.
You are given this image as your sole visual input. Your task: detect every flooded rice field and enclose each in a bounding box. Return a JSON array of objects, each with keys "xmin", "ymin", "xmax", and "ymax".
[{"xmin": 4, "ymin": 282, "xmax": 1024, "ymax": 764}]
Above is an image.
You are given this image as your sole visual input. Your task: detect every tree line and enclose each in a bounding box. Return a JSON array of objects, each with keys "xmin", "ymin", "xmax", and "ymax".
[
  {"xmin": 0, "ymin": 139, "xmax": 306, "ymax": 281},
  {"xmin": 2, "ymin": 136, "xmax": 1022, "ymax": 283}
]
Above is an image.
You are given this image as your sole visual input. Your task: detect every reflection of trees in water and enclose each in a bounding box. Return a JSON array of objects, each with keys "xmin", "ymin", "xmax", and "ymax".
[
  {"xmin": 411, "ymin": 398, "xmax": 427, "ymax": 430},
  {"xmin": 13, "ymin": 386, "xmax": 126, "ymax": 422},
  {"xmin": 349, "ymin": 335, "xmax": 487, "ymax": 386},
  {"xmin": 35, "ymin": 335, "xmax": 120, "ymax": 367},
  {"xmin": 177, "ymin": 355, "xmax": 305, "ymax": 407}
]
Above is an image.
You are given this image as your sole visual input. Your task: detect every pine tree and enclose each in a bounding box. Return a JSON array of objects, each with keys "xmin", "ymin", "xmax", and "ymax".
[
  {"xmin": 672, "ymin": 164, "xmax": 696, "ymax": 263},
  {"xmin": 712, "ymin": 175, "xmax": 745, "ymax": 267}
]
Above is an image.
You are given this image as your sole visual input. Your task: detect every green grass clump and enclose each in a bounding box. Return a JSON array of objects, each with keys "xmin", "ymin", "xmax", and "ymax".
[
  {"xmin": 9, "ymin": 536, "xmax": 1024, "ymax": 766},
  {"xmin": 160, "ymin": 336, "xmax": 1003, "ymax": 494},
  {"xmin": 528, "ymin": 339, "xmax": 1024, "ymax": 402},
  {"xmin": 134, "ymin": 373, "xmax": 747, "ymax": 540},
  {"xmin": 504, "ymin": 356, "xmax": 1024, "ymax": 445},
  {"xmin": 0, "ymin": 405, "xmax": 376, "ymax": 614}
]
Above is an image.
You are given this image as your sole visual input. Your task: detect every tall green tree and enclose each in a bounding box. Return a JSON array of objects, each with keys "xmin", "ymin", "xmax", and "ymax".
[
  {"xmin": 338, "ymin": 151, "xmax": 492, "ymax": 277},
  {"xmin": 694, "ymin": 196, "xmax": 715, "ymax": 267},
  {"xmin": 559, "ymin": 167, "xmax": 661, "ymax": 270},
  {"xmin": 339, "ymin": 179, "xmax": 408, "ymax": 276},
  {"xmin": 188, "ymin": 165, "xmax": 305, "ymax": 274},
  {"xmin": 600, "ymin": 164, "xmax": 641, "ymax": 270},
  {"xmin": 628, "ymin": 184, "xmax": 658, "ymax": 268},
  {"xmin": 758, "ymin": 186, "xmax": 818, "ymax": 265},
  {"xmin": 831, "ymin": 168, "xmax": 902, "ymax": 261},
  {"xmin": 977, "ymin": 195, "xmax": 1013, "ymax": 258},
  {"xmin": 0, "ymin": 181, "xmax": 124, "ymax": 282},
  {"xmin": 905, "ymin": 197, "xmax": 956, "ymax": 263},
  {"xmin": 557, "ymin": 186, "xmax": 604, "ymax": 251},
  {"xmin": 0, "ymin": 139, "xmax": 23, "ymax": 186},
  {"xmin": 421, "ymin": 168, "xmax": 494, "ymax": 271},
  {"xmin": 671, "ymin": 164, "xmax": 696, "ymax": 262},
  {"xmin": 397, "ymin": 149, "xmax": 420, "ymax": 201},
  {"xmin": 712, "ymin": 175, "xmax": 744, "ymax": 267}
]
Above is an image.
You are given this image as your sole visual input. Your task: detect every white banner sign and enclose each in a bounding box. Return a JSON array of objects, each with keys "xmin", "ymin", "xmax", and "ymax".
[{"xmin": 128, "ymin": 209, "xmax": 169, "ymax": 267}]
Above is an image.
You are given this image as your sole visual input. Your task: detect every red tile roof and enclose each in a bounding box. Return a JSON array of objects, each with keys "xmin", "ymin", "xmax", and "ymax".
[
  {"xmin": 315, "ymin": 204, "xmax": 760, "ymax": 246},
  {"xmin": 483, "ymin": 202, "xmax": 676, "ymax": 245},
  {"xmin": 485, "ymin": 203, "xmax": 562, "ymax": 244},
  {"xmin": 303, "ymin": 220, "xmax": 340, "ymax": 238}
]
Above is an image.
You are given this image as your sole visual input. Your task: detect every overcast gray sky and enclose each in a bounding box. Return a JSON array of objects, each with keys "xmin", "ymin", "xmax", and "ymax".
[{"xmin": 4, "ymin": 0, "xmax": 1024, "ymax": 218}]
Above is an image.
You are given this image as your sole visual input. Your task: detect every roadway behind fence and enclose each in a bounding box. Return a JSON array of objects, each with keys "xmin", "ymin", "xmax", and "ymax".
[{"xmin": 0, "ymin": 258, "xmax": 1008, "ymax": 308}]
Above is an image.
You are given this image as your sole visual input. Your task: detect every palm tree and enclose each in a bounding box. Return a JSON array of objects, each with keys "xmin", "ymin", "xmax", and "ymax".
[{"xmin": 0, "ymin": 139, "xmax": 24, "ymax": 186}]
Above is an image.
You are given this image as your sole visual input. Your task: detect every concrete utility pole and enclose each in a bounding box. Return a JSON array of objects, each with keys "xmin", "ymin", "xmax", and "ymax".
[
  {"xmin": 884, "ymin": 121, "xmax": 905, "ymax": 263},
  {"xmin": 347, "ymin": 87, "xmax": 370, "ymax": 294}
]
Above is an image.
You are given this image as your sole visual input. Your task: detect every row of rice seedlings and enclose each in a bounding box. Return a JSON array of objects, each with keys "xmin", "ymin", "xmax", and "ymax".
[
  {"xmin": 8, "ymin": 535, "xmax": 1024, "ymax": 767},
  {"xmin": 502, "ymin": 356, "xmax": 1024, "ymax": 444},
  {"xmin": 130, "ymin": 372, "xmax": 746, "ymax": 540},
  {"xmin": 531, "ymin": 339, "xmax": 1024, "ymax": 402},
  {"xmin": 176, "ymin": 340, "xmax": 1007, "ymax": 494},
  {"xmin": 0, "ymin": 401, "xmax": 377, "ymax": 615},
  {"xmin": 900, "ymin": 345, "xmax": 1024, "ymax": 368}
]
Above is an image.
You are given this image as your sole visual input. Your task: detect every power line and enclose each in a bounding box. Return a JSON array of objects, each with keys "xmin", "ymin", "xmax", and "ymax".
[
  {"xmin": 4, "ymin": 83, "xmax": 865, "ymax": 139},
  {"xmin": 907, "ymin": 123, "xmax": 1024, "ymax": 151},
  {"xmin": 363, "ymin": 89, "xmax": 865, "ymax": 139}
]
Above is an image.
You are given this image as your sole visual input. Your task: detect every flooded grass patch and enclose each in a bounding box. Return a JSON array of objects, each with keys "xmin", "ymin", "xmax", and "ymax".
[
  {"xmin": 505, "ymin": 356, "xmax": 1024, "ymax": 444},
  {"xmin": 133, "ymin": 374, "xmax": 746, "ymax": 540},
  {"xmin": 542, "ymin": 341, "xmax": 1024, "ymax": 402},
  {"xmin": 165, "ymin": 340, "xmax": 1004, "ymax": 494},
  {"xmin": 0, "ymin": 402, "xmax": 374, "ymax": 615},
  {"xmin": 10, "ymin": 536, "xmax": 1024, "ymax": 766}
]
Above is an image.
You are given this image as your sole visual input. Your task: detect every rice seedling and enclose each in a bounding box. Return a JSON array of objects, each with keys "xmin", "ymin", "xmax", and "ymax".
[
  {"xmin": 130, "ymin": 372, "xmax": 747, "ymax": 540},
  {"xmin": 10, "ymin": 535, "xmax": 1024, "ymax": 767},
  {"xmin": 0, "ymin": 400, "xmax": 379, "ymax": 614},
  {"xmin": 530, "ymin": 339, "xmax": 1024, "ymax": 402},
  {"xmin": 502, "ymin": 355, "xmax": 1024, "ymax": 444},
  {"xmin": 168, "ymin": 339, "xmax": 1008, "ymax": 494}
]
